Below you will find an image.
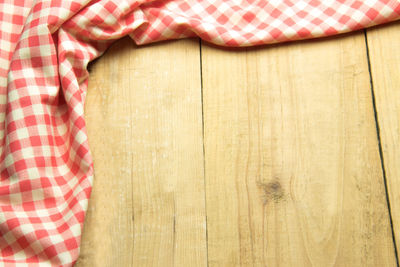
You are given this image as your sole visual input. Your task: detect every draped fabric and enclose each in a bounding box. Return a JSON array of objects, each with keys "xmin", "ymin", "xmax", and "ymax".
[{"xmin": 1, "ymin": 0, "xmax": 399, "ymax": 265}]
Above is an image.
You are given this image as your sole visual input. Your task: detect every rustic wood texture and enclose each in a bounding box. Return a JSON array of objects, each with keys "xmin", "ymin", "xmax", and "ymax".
[
  {"xmin": 201, "ymin": 32, "xmax": 396, "ymax": 267},
  {"xmin": 76, "ymin": 38, "xmax": 207, "ymax": 266},
  {"xmin": 77, "ymin": 26, "xmax": 400, "ymax": 266},
  {"xmin": 367, "ymin": 21, "xmax": 400, "ymax": 253}
]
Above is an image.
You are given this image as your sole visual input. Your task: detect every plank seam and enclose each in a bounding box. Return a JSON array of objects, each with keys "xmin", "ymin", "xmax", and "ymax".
[
  {"xmin": 199, "ymin": 38, "xmax": 210, "ymax": 267},
  {"xmin": 364, "ymin": 29, "xmax": 400, "ymax": 267}
]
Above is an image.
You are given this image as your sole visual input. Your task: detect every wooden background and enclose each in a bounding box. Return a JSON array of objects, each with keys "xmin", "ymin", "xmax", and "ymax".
[{"xmin": 76, "ymin": 21, "xmax": 400, "ymax": 266}]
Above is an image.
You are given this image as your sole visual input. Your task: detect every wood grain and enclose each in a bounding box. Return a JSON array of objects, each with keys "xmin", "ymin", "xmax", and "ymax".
[
  {"xmin": 76, "ymin": 37, "xmax": 207, "ymax": 267},
  {"xmin": 366, "ymin": 21, "xmax": 400, "ymax": 253},
  {"xmin": 201, "ymin": 33, "xmax": 397, "ymax": 266},
  {"xmin": 76, "ymin": 29, "xmax": 399, "ymax": 266}
]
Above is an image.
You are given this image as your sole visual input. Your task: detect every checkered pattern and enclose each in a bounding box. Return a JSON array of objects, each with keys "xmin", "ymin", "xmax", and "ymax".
[{"xmin": 1, "ymin": 0, "xmax": 399, "ymax": 266}]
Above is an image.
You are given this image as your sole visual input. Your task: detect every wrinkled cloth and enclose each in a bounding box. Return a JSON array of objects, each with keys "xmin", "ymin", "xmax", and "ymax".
[{"xmin": 1, "ymin": 0, "xmax": 399, "ymax": 265}]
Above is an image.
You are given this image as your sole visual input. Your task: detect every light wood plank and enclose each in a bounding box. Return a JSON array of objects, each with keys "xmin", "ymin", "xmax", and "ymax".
[
  {"xmin": 366, "ymin": 21, "xmax": 400, "ymax": 253},
  {"xmin": 201, "ymin": 33, "xmax": 397, "ymax": 266},
  {"xmin": 76, "ymin": 37, "xmax": 207, "ymax": 266}
]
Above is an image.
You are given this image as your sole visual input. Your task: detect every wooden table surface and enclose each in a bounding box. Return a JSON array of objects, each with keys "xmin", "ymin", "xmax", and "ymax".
[{"xmin": 76, "ymin": 21, "xmax": 400, "ymax": 267}]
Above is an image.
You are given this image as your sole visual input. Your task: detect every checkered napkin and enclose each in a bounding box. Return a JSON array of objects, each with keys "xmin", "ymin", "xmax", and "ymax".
[{"xmin": 1, "ymin": 0, "xmax": 399, "ymax": 265}]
